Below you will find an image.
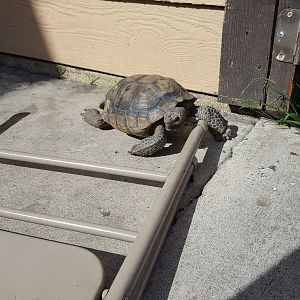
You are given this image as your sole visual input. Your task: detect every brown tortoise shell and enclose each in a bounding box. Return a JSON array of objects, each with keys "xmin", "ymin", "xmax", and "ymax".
[{"xmin": 102, "ymin": 74, "xmax": 195, "ymax": 137}]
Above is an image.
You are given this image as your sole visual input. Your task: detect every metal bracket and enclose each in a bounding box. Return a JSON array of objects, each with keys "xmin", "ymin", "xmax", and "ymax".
[{"xmin": 274, "ymin": 8, "xmax": 300, "ymax": 65}]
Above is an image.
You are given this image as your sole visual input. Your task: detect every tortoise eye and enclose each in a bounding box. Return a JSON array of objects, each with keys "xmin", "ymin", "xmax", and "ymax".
[{"xmin": 173, "ymin": 116, "xmax": 179, "ymax": 122}]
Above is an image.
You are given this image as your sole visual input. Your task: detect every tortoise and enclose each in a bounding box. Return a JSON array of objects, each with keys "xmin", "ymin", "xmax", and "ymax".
[{"xmin": 81, "ymin": 74, "xmax": 231, "ymax": 156}]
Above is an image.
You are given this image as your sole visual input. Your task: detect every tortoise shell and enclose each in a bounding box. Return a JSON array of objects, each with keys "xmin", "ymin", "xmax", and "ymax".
[{"xmin": 102, "ymin": 74, "xmax": 195, "ymax": 137}]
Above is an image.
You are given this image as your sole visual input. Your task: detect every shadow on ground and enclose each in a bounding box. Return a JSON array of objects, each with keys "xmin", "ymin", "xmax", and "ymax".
[
  {"xmin": 230, "ymin": 247, "xmax": 300, "ymax": 300},
  {"xmin": 88, "ymin": 248, "xmax": 125, "ymax": 288},
  {"xmin": 0, "ymin": 112, "xmax": 31, "ymax": 135}
]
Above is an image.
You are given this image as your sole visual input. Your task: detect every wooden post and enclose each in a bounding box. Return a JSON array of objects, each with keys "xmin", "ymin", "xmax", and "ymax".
[
  {"xmin": 267, "ymin": 0, "xmax": 300, "ymax": 112},
  {"xmin": 218, "ymin": 0, "xmax": 278, "ymax": 108}
]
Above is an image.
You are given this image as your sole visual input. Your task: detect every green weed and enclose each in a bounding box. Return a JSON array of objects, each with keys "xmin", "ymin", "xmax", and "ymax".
[
  {"xmin": 56, "ymin": 66, "xmax": 67, "ymax": 79},
  {"xmin": 90, "ymin": 77, "xmax": 100, "ymax": 86},
  {"xmin": 237, "ymin": 78, "xmax": 300, "ymax": 128}
]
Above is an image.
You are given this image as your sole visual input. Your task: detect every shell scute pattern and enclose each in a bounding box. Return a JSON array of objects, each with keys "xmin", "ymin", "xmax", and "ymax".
[{"xmin": 103, "ymin": 75, "xmax": 192, "ymax": 136}]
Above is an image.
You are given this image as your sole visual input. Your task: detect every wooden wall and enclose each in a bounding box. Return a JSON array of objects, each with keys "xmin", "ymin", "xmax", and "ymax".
[
  {"xmin": 0, "ymin": 0, "xmax": 225, "ymax": 94},
  {"xmin": 218, "ymin": 0, "xmax": 299, "ymax": 112}
]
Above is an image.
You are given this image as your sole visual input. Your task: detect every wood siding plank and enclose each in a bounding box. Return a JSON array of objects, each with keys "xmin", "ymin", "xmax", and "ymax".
[
  {"xmin": 218, "ymin": 0, "xmax": 277, "ymax": 107},
  {"xmin": 0, "ymin": 0, "xmax": 224, "ymax": 93}
]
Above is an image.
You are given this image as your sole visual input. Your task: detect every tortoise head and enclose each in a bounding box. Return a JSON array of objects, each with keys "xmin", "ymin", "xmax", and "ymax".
[{"xmin": 164, "ymin": 107, "xmax": 186, "ymax": 131}]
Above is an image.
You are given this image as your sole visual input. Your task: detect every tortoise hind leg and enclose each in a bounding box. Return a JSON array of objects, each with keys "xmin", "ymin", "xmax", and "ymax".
[
  {"xmin": 81, "ymin": 109, "xmax": 110, "ymax": 129},
  {"xmin": 129, "ymin": 125, "xmax": 167, "ymax": 156}
]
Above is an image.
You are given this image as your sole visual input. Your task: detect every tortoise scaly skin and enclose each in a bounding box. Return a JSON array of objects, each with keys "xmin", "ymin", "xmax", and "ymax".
[
  {"xmin": 196, "ymin": 106, "xmax": 231, "ymax": 142},
  {"xmin": 81, "ymin": 74, "xmax": 230, "ymax": 156}
]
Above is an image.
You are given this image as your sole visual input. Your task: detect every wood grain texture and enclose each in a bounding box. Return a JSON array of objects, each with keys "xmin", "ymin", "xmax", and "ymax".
[
  {"xmin": 218, "ymin": 0, "xmax": 277, "ymax": 107},
  {"xmin": 152, "ymin": 0, "xmax": 225, "ymax": 6},
  {"xmin": 267, "ymin": 0, "xmax": 300, "ymax": 111},
  {"xmin": 0, "ymin": 0, "xmax": 224, "ymax": 93}
]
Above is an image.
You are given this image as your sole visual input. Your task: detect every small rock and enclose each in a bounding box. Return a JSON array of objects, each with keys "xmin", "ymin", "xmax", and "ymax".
[{"xmin": 98, "ymin": 208, "xmax": 111, "ymax": 217}]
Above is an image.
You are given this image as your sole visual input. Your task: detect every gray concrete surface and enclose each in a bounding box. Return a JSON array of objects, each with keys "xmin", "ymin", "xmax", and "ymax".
[
  {"xmin": 144, "ymin": 120, "xmax": 300, "ymax": 299},
  {"xmin": 0, "ymin": 66, "xmax": 299, "ymax": 298}
]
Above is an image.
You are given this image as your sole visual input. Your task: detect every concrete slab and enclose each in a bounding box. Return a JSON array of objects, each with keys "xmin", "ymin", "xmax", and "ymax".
[
  {"xmin": 0, "ymin": 66, "xmax": 256, "ymax": 288},
  {"xmin": 144, "ymin": 119, "xmax": 300, "ymax": 299}
]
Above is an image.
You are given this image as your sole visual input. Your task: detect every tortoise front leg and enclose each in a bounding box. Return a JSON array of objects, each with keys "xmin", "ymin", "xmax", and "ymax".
[
  {"xmin": 196, "ymin": 106, "xmax": 231, "ymax": 141},
  {"xmin": 129, "ymin": 125, "xmax": 167, "ymax": 156},
  {"xmin": 81, "ymin": 109, "xmax": 110, "ymax": 129}
]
